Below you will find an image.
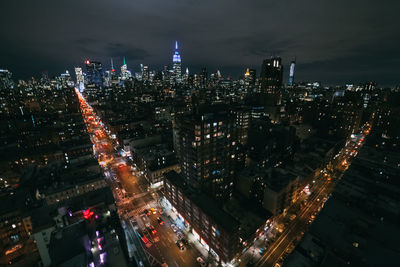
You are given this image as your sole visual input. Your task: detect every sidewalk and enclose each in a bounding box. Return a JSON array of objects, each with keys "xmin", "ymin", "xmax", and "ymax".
[{"xmin": 159, "ymin": 196, "xmax": 219, "ymax": 266}]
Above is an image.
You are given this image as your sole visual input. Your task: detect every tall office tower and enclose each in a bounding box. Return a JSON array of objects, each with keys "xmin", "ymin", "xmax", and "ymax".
[
  {"xmin": 110, "ymin": 58, "xmax": 115, "ymax": 72},
  {"xmin": 104, "ymin": 70, "xmax": 112, "ymax": 87},
  {"xmin": 162, "ymin": 65, "xmax": 170, "ymax": 82},
  {"xmin": 58, "ymin": 70, "xmax": 73, "ymax": 88},
  {"xmin": 172, "ymin": 41, "xmax": 182, "ymax": 84},
  {"xmin": 0, "ymin": 69, "xmax": 13, "ymax": 89},
  {"xmin": 244, "ymin": 68, "xmax": 256, "ymax": 89},
  {"xmin": 173, "ymin": 105, "xmax": 238, "ymax": 200},
  {"xmin": 74, "ymin": 67, "xmax": 85, "ymax": 91},
  {"xmin": 142, "ymin": 65, "xmax": 149, "ymax": 81},
  {"xmin": 288, "ymin": 60, "xmax": 295, "ymax": 86},
  {"xmin": 199, "ymin": 67, "xmax": 207, "ymax": 88},
  {"xmin": 182, "ymin": 67, "xmax": 189, "ymax": 85},
  {"xmin": 193, "ymin": 74, "xmax": 200, "ymax": 88},
  {"xmin": 216, "ymin": 69, "xmax": 222, "ymax": 80},
  {"xmin": 259, "ymin": 57, "xmax": 283, "ymax": 93},
  {"xmin": 233, "ymin": 106, "xmax": 251, "ymax": 145},
  {"xmin": 120, "ymin": 57, "xmax": 131, "ymax": 80},
  {"xmin": 249, "ymin": 69, "xmax": 256, "ymax": 86},
  {"xmin": 85, "ymin": 60, "xmax": 103, "ymax": 87},
  {"xmin": 149, "ymin": 70, "xmax": 156, "ymax": 82}
]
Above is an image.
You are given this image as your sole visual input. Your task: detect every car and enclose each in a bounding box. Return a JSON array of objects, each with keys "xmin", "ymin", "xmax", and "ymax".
[
  {"xmin": 137, "ymin": 231, "xmax": 151, "ymax": 247},
  {"xmin": 4, "ymin": 243, "xmax": 23, "ymax": 255},
  {"xmin": 148, "ymin": 226, "xmax": 157, "ymax": 235},
  {"xmin": 197, "ymin": 257, "xmax": 205, "ymax": 264},
  {"xmin": 176, "ymin": 241, "xmax": 184, "ymax": 250},
  {"xmin": 157, "ymin": 217, "xmax": 164, "ymax": 225},
  {"xmin": 118, "ymin": 164, "xmax": 126, "ymax": 169},
  {"xmin": 259, "ymin": 247, "xmax": 266, "ymax": 255},
  {"xmin": 148, "ymin": 226, "xmax": 159, "ymax": 242},
  {"xmin": 171, "ymin": 224, "xmax": 177, "ymax": 232},
  {"xmin": 143, "ymin": 209, "xmax": 150, "ymax": 216}
]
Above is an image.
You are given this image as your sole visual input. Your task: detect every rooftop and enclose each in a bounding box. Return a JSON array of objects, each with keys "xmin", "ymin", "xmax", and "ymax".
[
  {"xmin": 165, "ymin": 171, "xmax": 240, "ymax": 232},
  {"xmin": 223, "ymin": 193, "xmax": 271, "ymax": 241},
  {"xmin": 20, "ymin": 157, "xmax": 103, "ymax": 195}
]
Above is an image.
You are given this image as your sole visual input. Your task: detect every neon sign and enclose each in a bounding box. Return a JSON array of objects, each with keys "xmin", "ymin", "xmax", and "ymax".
[{"xmin": 82, "ymin": 208, "xmax": 94, "ymax": 220}]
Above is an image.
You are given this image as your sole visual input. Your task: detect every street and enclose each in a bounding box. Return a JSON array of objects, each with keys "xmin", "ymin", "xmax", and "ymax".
[
  {"xmin": 251, "ymin": 126, "xmax": 370, "ymax": 267},
  {"xmin": 76, "ymin": 89, "xmax": 204, "ymax": 267}
]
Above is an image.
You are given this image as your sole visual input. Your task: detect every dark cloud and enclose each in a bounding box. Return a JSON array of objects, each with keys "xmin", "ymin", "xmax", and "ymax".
[{"xmin": 0, "ymin": 0, "xmax": 399, "ymax": 85}]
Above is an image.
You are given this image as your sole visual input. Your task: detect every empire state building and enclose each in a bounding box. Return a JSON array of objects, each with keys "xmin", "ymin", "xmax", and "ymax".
[{"xmin": 172, "ymin": 41, "xmax": 182, "ymax": 84}]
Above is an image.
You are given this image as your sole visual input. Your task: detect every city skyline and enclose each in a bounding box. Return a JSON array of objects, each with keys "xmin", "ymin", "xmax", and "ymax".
[
  {"xmin": 1, "ymin": 2, "xmax": 400, "ymax": 267},
  {"xmin": 1, "ymin": 0, "xmax": 400, "ymax": 85}
]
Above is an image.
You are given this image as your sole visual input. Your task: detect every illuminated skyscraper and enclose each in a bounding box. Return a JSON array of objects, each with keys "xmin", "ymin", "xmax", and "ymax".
[
  {"xmin": 74, "ymin": 67, "xmax": 85, "ymax": 92},
  {"xmin": 85, "ymin": 60, "xmax": 103, "ymax": 87},
  {"xmin": 120, "ymin": 56, "xmax": 131, "ymax": 80},
  {"xmin": 244, "ymin": 68, "xmax": 256, "ymax": 89},
  {"xmin": 173, "ymin": 105, "xmax": 238, "ymax": 199},
  {"xmin": 142, "ymin": 65, "xmax": 149, "ymax": 81},
  {"xmin": 289, "ymin": 60, "xmax": 295, "ymax": 86},
  {"xmin": 259, "ymin": 57, "xmax": 283, "ymax": 93},
  {"xmin": 182, "ymin": 67, "xmax": 189, "ymax": 84},
  {"xmin": 172, "ymin": 41, "xmax": 182, "ymax": 84}
]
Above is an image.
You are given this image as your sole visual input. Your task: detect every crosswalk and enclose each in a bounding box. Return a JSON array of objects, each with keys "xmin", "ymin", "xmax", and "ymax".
[{"xmin": 122, "ymin": 204, "xmax": 151, "ymax": 219}]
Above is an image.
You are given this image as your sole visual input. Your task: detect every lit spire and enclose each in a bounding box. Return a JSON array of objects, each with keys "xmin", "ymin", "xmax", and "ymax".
[
  {"xmin": 123, "ymin": 56, "xmax": 126, "ymax": 65},
  {"xmin": 110, "ymin": 58, "xmax": 115, "ymax": 72},
  {"xmin": 186, "ymin": 67, "xmax": 189, "ymax": 74},
  {"xmin": 245, "ymin": 68, "xmax": 250, "ymax": 76},
  {"xmin": 172, "ymin": 41, "xmax": 181, "ymax": 63}
]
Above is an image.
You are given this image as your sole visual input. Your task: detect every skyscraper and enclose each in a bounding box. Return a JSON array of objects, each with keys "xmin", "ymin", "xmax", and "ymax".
[
  {"xmin": 199, "ymin": 67, "xmax": 207, "ymax": 88},
  {"xmin": 182, "ymin": 67, "xmax": 189, "ymax": 85},
  {"xmin": 120, "ymin": 56, "xmax": 131, "ymax": 80},
  {"xmin": 85, "ymin": 60, "xmax": 103, "ymax": 87},
  {"xmin": 142, "ymin": 65, "xmax": 149, "ymax": 81},
  {"xmin": 244, "ymin": 68, "xmax": 256, "ymax": 89},
  {"xmin": 289, "ymin": 60, "xmax": 296, "ymax": 86},
  {"xmin": 162, "ymin": 65, "xmax": 170, "ymax": 82},
  {"xmin": 74, "ymin": 67, "xmax": 85, "ymax": 92},
  {"xmin": 172, "ymin": 41, "xmax": 182, "ymax": 84},
  {"xmin": 259, "ymin": 57, "xmax": 283, "ymax": 93},
  {"xmin": 173, "ymin": 105, "xmax": 237, "ymax": 199}
]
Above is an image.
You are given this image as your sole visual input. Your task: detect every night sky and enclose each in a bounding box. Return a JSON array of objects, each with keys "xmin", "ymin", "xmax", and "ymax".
[{"xmin": 1, "ymin": 0, "xmax": 399, "ymax": 85}]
